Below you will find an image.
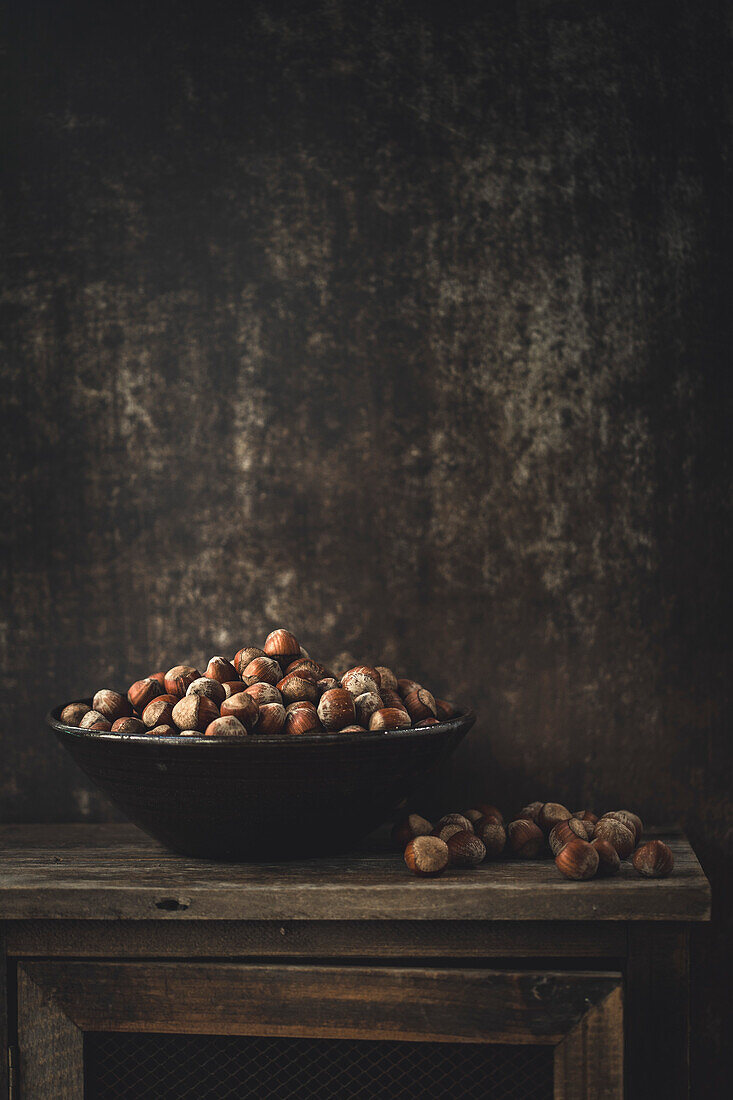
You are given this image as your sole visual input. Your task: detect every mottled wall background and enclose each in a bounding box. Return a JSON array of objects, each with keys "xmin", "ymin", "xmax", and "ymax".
[{"xmin": 2, "ymin": 0, "xmax": 731, "ymax": 1088}]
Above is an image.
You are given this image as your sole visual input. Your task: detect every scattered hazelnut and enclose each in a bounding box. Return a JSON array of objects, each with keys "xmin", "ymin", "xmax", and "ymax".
[
  {"xmin": 60, "ymin": 703, "xmax": 91, "ymax": 727},
  {"xmin": 537, "ymin": 802, "xmax": 572, "ymax": 833},
  {"xmin": 477, "ymin": 821, "xmax": 506, "ymax": 859},
  {"xmin": 147, "ymin": 724, "xmax": 176, "ymax": 736},
  {"xmin": 220, "ymin": 692, "xmax": 258, "ymax": 729},
  {"xmin": 171, "ymin": 695, "xmax": 219, "ymax": 733},
  {"xmin": 79, "ymin": 710, "xmax": 112, "ymax": 731},
  {"xmin": 255, "ymin": 702, "xmax": 287, "ymax": 734},
  {"xmin": 284, "ymin": 706, "xmax": 321, "ymax": 735},
  {"xmin": 205, "ymin": 656, "xmax": 239, "ymax": 684},
  {"xmin": 435, "ymin": 813, "xmax": 474, "ymax": 833},
  {"xmin": 632, "ymin": 840, "xmax": 673, "ymax": 878},
  {"xmin": 475, "ymin": 803, "xmax": 504, "ymax": 824},
  {"xmin": 464, "ymin": 809, "xmax": 485, "ymax": 826},
  {"xmin": 404, "ymin": 835, "xmax": 450, "ymax": 877},
  {"xmin": 285, "ymin": 657, "xmax": 327, "ymax": 679},
  {"xmin": 241, "ymin": 657, "xmax": 282, "ymax": 686},
  {"xmin": 593, "ymin": 818, "xmax": 635, "ymax": 859},
  {"xmin": 277, "ymin": 672, "xmax": 318, "ymax": 705},
  {"xmin": 164, "ymin": 665, "xmax": 201, "ymax": 697},
  {"xmin": 602, "ymin": 810, "xmax": 643, "ymax": 845},
  {"xmin": 507, "ymin": 819, "xmax": 545, "ymax": 858},
  {"xmin": 205, "ymin": 715, "xmax": 247, "ymax": 738},
  {"xmin": 435, "ymin": 698, "xmax": 457, "ymax": 720},
  {"xmin": 397, "ymin": 678, "xmax": 422, "ymax": 698},
  {"xmin": 222, "ymin": 680, "xmax": 246, "ymax": 698},
  {"xmin": 354, "ymin": 691, "xmax": 384, "ymax": 726},
  {"xmin": 186, "ymin": 677, "xmax": 226, "ymax": 706},
  {"xmin": 111, "ymin": 717, "xmax": 146, "ymax": 735},
  {"xmin": 446, "ymin": 830, "xmax": 486, "ymax": 868},
  {"xmin": 555, "ymin": 839, "xmax": 599, "ymax": 880},
  {"xmin": 591, "ymin": 838, "xmax": 621, "ymax": 876},
  {"xmin": 380, "ymin": 688, "xmax": 409, "ymax": 712},
  {"xmin": 413, "ymin": 717, "xmax": 439, "ymax": 727},
  {"xmin": 549, "ymin": 818, "xmax": 592, "ymax": 856},
  {"xmin": 574, "ymin": 810, "xmax": 599, "ymax": 829},
  {"xmin": 341, "ymin": 666, "xmax": 381, "ymax": 696},
  {"xmin": 403, "ymin": 688, "xmax": 438, "ymax": 722},
  {"xmin": 93, "ymin": 690, "xmax": 132, "ymax": 722},
  {"xmin": 263, "ymin": 628, "xmax": 301, "ymax": 664},
  {"xmin": 245, "ymin": 682, "xmax": 282, "ymax": 707},
  {"xmin": 127, "ymin": 677, "xmax": 164, "ymax": 711},
  {"xmin": 149, "ymin": 672, "xmax": 167, "ymax": 688},
  {"xmin": 340, "ymin": 724, "xmax": 368, "ymax": 733},
  {"xmin": 142, "ymin": 696, "xmax": 176, "ymax": 729},
  {"xmin": 516, "ymin": 801, "xmax": 544, "ymax": 823},
  {"xmin": 316, "ymin": 676, "xmax": 339, "ymax": 696},
  {"xmin": 233, "ymin": 647, "xmax": 266, "ymax": 676},
  {"xmin": 433, "ymin": 822, "xmax": 467, "ymax": 843},
  {"xmin": 375, "ymin": 666, "xmax": 398, "ymax": 691},
  {"xmin": 317, "ymin": 688, "xmax": 356, "ymax": 731},
  {"xmin": 369, "ymin": 707, "xmax": 412, "ymax": 731},
  {"xmin": 391, "ymin": 814, "xmax": 433, "ymax": 849}
]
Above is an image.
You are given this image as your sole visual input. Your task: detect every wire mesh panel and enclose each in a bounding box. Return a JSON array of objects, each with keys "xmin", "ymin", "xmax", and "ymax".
[{"xmin": 85, "ymin": 1032, "xmax": 553, "ymax": 1099}]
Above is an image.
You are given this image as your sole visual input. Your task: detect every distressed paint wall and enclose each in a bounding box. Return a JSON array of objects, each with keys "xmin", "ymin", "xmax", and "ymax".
[{"xmin": 2, "ymin": 0, "xmax": 731, "ymax": 1088}]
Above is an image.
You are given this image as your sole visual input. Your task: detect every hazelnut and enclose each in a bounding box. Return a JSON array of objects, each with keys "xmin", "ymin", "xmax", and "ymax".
[
  {"xmin": 245, "ymin": 682, "xmax": 282, "ymax": 707},
  {"xmin": 285, "ymin": 699, "xmax": 317, "ymax": 714},
  {"xmin": 404, "ymin": 835, "xmax": 450, "ymax": 877},
  {"xmin": 317, "ymin": 688, "xmax": 356, "ymax": 731},
  {"xmin": 436, "ymin": 813, "xmax": 474, "ymax": 834},
  {"xmin": 111, "ymin": 717, "xmax": 146, "ymax": 735},
  {"xmin": 141, "ymin": 696, "xmax": 177, "ymax": 728},
  {"xmin": 60, "ymin": 703, "xmax": 91, "ymax": 727},
  {"xmin": 475, "ymin": 804, "xmax": 504, "ymax": 824},
  {"xmin": 414, "ymin": 718, "xmax": 440, "ymax": 726},
  {"xmin": 516, "ymin": 801, "xmax": 544, "ymax": 823},
  {"xmin": 397, "ymin": 678, "xmax": 422, "ymax": 698},
  {"xmin": 171, "ymin": 695, "xmax": 219, "ymax": 733},
  {"xmin": 205, "ymin": 715, "xmax": 247, "ymax": 738},
  {"xmin": 241, "ymin": 657, "xmax": 282, "ymax": 686},
  {"xmin": 593, "ymin": 818, "xmax": 635, "ymax": 859},
  {"xmin": 435, "ymin": 698, "xmax": 457, "ymax": 720},
  {"xmin": 340, "ymin": 724, "xmax": 368, "ymax": 733},
  {"xmin": 263, "ymin": 628, "xmax": 301, "ymax": 664},
  {"xmin": 602, "ymin": 810, "xmax": 643, "ymax": 845},
  {"xmin": 149, "ymin": 672, "xmax": 166, "ymax": 688},
  {"xmin": 164, "ymin": 665, "xmax": 201, "ymax": 697},
  {"xmin": 277, "ymin": 672, "xmax": 318, "ymax": 705},
  {"xmin": 93, "ymin": 690, "xmax": 132, "ymax": 722},
  {"xmin": 147, "ymin": 724, "xmax": 176, "ymax": 736},
  {"xmin": 256, "ymin": 703, "xmax": 287, "ymax": 734},
  {"xmin": 222, "ymin": 680, "xmax": 246, "ymax": 698},
  {"xmin": 186, "ymin": 677, "xmax": 226, "ymax": 706},
  {"xmin": 317, "ymin": 676, "xmax": 340, "ymax": 696},
  {"xmin": 79, "ymin": 710, "xmax": 112, "ymax": 731},
  {"xmin": 464, "ymin": 809, "xmax": 486, "ymax": 827},
  {"xmin": 446, "ymin": 830, "xmax": 486, "ymax": 868},
  {"xmin": 403, "ymin": 688, "xmax": 438, "ymax": 722},
  {"xmin": 555, "ymin": 839, "xmax": 599, "ymax": 880},
  {"xmin": 632, "ymin": 840, "xmax": 673, "ymax": 878},
  {"xmin": 574, "ymin": 810, "xmax": 599, "ymax": 829},
  {"xmin": 477, "ymin": 821, "xmax": 506, "ymax": 859},
  {"xmin": 233, "ymin": 647, "xmax": 266, "ymax": 676},
  {"xmin": 375, "ymin": 666, "xmax": 398, "ymax": 692},
  {"xmin": 391, "ymin": 814, "xmax": 433, "ymax": 849},
  {"xmin": 341, "ymin": 666, "xmax": 381, "ymax": 696},
  {"xmin": 284, "ymin": 706, "xmax": 321, "ymax": 735},
  {"xmin": 549, "ymin": 818, "xmax": 592, "ymax": 856},
  {"xmin": 205, "ymin": 656, "xmax": 239, "ymax": 684},
  {"xmin": 433, "ymin": 822, "xmax": 467, "ymax": 843},
  {"xmin": 507, "ymin": 819, "xmax": 545, "ymax": 858},
  {"xmin": 369, "ymin": 707, "xmax": 412, "ymax": 731},
  {"xmin": 220, "ymin": 692, "xmax": 258, "ymax": 729},
  {"xmin": 354, "ymin": 691, "xmax": 383, "ymax": 726},
  {"xmin": 285, "ymin": 657, "xmax": 327, "ymax": 679},
  {"xmin": 537, "ymin": 803, "xmax": 572, "ymax": 833},
  {"xmin": 591, "ymin": 838, "xmax": 621, "ymax": 876},
  {"xmin": 380, "ymin": 688, "xmax": 409, "ymax": 712},
  {"xmin": 127, "ymin": 677, "xmax": 164, "ymax": 711}
]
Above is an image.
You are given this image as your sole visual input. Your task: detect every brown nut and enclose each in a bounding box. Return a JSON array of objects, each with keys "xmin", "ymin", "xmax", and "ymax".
[
  {"xmin": 574, "ymin": 810, "xmax": 599, "ymax": 829},
  {"xmin": 318, "ymin": 688, "xmax": 356, "ymax": 731},
  {"xmin": 354, "ymin": 691, "xmax": 384, "ymax": 726},
  {"xmin": 142, "ymin": 696, "xmax": 176, "ymax": 728},
  {"xmin": 404, "ymin": 835, "xmax": 450, "ymax": 877},
  {"xmin": 277, "ymin": 672, "xmax": 318, "ymax": 705},
  {"xmin": 537, "ymin": 802, "xmax": 573, "ymax": 833},
  {"xmin": 602, "ymin": 810, "xmax": 643, "ymax": 845},
  {"xmin": 380, "ymin": 688, "xmax": 409, "ymax": 711},
  {"xmin": 475, "ymin": 803, "xmax": 504, "ymax": 824},
  {"xmin": 593, "ymin": 818, "xmax": 635, "ymax": 859},
  {"xmin": 433, "ymin": 822, "xmax": 467, "ymax": 843},
  {"xmin": 285, "ymin": 657, "xmax": 328, "ymax": 679},
  {"xmin": 375, "ymin": 666, "xmax": 398, "ymax": 692},
  {"xmin": 245, "ymin": 682, "xmax": 282, "ymax": 707},
  {"xmin": 111, "ymin": 717, "xmax": 146, "ymax": 734},
  {"xmin": 555, "ymin": 839, "xmax": 599, "ymax": 880},
  {"xmin": 186, "ymin": 677, "xmax": 226, "ymax": 706},
  {"xmin": 149, "ymin": 672, "xmax": 167, "ymax": 688},
  {"xmin": 220, "ymin": 692, "xmax": 258, "ymax": 729},
  {"xmin": 435, "ymin": 813, "xmax": 474, "ymax": 833},
  {"xmin": 591, "ymin": 838, "xmax": 621, "ymax": 876},
  {"xmin": 284, "ymin": 706, "xmax": 322, "ymax": 735},
  {"xmin": 549, "ymin": 818, "xmax": 592, "ymax": 855},
  {"xmin": 171, "ymin": 695, "xmax": 219, "ymax": 733},
  {"xmin": 516, "ymin": 801, "xmax": 544, "ymax": 823},
  {"xmin": 147, "ymin": 724, "xmax": 176, "ymax": 736},
  {"xmin": 397, "ymin": 678, "xmax": 422, "ymax": 698},
  {"xmin": 204, "ymin": 715, "xmax": 247, "ymax": 738},
  {"xmin": 316, "ymin": 676, "xmax": 340, "ymax": 696},
  {"xmin": 507, "ymin": 819, "xmax": 545, "ymax": 858},
  {"xmin": 446, "ymin": 830, "xmax": 486, "ymax": 868},
  {"xmin": 477, "ymin": 821, "xmax": 507, "ymax": 859},
  {"xmin": 222, "ymin": 680, "xmax": 246, "ymax": 698},
  {"xmin": 241, "ymin": 657, "xmax": 282, "ymax": 686},
  {"xmin": 413, "ymin": 717, "xmax": 440, "ymax": 727},
  {"xmin": 632, "ymin": 840, "xmax": 673, "ymax": 878},
  {"xmin": 263, "ymin": 628, "xmax": 301, "ymax": 664},
  {"xmin": 233, "ymin": 646, "xmax": 266, "ymax": 676},
  {"xmin": 391, "ymin": 814, "xmax": 433, "ymax": 849},
  {"xmin": 79, "ymin": 710, "xmax": 112, "ymax": 731},
  {"xmin": 340, "ymin": 724, "xmax": 368, "ymax": 733},
  {"xmin": 369, "ymin": 707, "xmax": 412, "ymax": 731},
  {"xmin": 435, "ymin": 698, "xmax": 457, "ymax": 720},
  {"xmin": 205, "ymin": 656, "xmax": 239, "ymax": 684},
  {"xmin": 60, "ymin": 702, "xmax": 91, "ymax": 726},
  {"xmin": 255, "ymin": 702, "xmax": 287, "ymax": 734},
  {"xmin": 464, "ymin": 809, "xmax": 486, "ymax": 826},
  {"xmin": 164, "ymin": 665, "xmax": 201, "ymax": 697},
  {"xmin": 127, "ymin": 677, "xmax": 164, "ymax": 711},
  {"xmin": 341, "ymin": 666, "xmax": 381, "ymax": 696},
  {"xmin": 403, "ymin": 688, "xmax": 438, "ymax": 722},
  {"xmin": 92, "ymin": 689, "xmax": 132, "ymax": 722}
]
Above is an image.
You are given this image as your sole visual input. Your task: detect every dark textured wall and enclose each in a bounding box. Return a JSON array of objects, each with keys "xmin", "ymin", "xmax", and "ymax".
[{"xmin": 3, "ymin": 0, "xmax": 731, "ymax": 1089}]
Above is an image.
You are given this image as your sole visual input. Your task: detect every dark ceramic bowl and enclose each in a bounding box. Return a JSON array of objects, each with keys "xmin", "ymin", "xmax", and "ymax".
[{"xmin": 48, "ymin": 701, "xmax": 475, "ymax": 860}]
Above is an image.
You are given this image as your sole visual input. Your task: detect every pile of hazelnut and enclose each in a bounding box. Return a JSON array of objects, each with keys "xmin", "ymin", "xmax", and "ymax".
[
  {"xmin": 395, "ymin": 801, "xmax": 674, "ymax": 881},
  {"xmin": 59, "ymin": 628, "xmax": 459, "ymax": 738}
]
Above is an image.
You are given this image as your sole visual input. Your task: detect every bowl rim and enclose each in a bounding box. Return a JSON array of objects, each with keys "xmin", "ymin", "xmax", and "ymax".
[{"xmin": 47, "ymin": 699, "xmax": 475, "ymax": 747}]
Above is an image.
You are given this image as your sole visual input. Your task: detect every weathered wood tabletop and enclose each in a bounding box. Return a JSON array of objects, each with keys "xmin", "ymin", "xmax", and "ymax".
[{"xmin": 0, "ymin": 824, "xmax": 711, "ymax": 922}]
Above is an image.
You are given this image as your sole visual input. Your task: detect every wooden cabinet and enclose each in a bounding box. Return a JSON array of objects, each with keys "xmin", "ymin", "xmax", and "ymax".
[{"xmin": 0, "ymin": 825, "xmax": 710, "ymax": 1098}]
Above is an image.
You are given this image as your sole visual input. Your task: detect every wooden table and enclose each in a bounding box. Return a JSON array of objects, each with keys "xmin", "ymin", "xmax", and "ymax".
[{"xmin": 0, "ymin": 825, "xmax": 710, "ymax": 1099}]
